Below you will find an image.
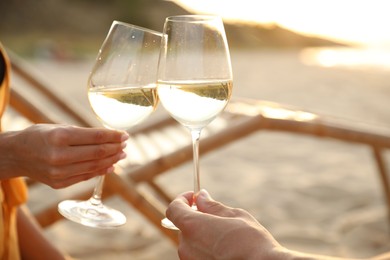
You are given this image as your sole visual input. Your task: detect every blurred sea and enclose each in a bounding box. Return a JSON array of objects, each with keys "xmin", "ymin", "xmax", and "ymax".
[{"xmin": 24, "ymin": 47, "xmax": 390, "ymax": 259}]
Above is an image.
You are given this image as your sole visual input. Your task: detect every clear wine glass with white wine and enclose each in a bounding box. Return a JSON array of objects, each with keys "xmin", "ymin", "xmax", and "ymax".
[
  {"xmin": 58, "ymin": 21, "xmax": 161, "ymax": 228},
  {"xmin": 157, "ymin": 15, "xmax": 233, "ymax": 229}
]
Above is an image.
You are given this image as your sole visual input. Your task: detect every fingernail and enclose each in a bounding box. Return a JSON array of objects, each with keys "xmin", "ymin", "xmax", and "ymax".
[
  {"xmin": 106, "ymin": 166, "xmax": 115, "ymax": 173},
  {"xmin": 119, "ymin": 151, "xmax": 127, "ymax": 159},
  {"xmin": 121, "ymin": 141, "xmax": 127, "ymax": 149},
  {"xmin": 121, "ymin": 132, "xmax": 129, "ymax": 141},
  {"xmin": 198, "ymin": 189, "xmax": 211, "ymax": 200}
]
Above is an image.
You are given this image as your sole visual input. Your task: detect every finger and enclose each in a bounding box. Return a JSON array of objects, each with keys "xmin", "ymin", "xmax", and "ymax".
[
  {"xmin": 70, "ymin": 127, "xmax": 129, "ymax": 145},
  {"xmin": 180, "ymin": 191, "xmax": 195, "ymax": 204},
  {"xmin": 166, "ymin": 192, "xmax": 192, "ymax": 221},
  {"xmin": 68, "ymin": 151, "xmax": 126, "ymax": 176},
  {"xmin": 46, "ymin": 166, "xmax": 114, "ymax": 189},
  {"xmin": 50, "ymin": 126, "xmax": 128, "ymax": 146},
  {"xmin": 59, "ymin": 142, "xmax": 127, "ymax": 164},
  {"xmin": 166, "ymin": 192, "xmax": 204, "ymax": 231},
  {"xmin": 196, "ymin": 189, "xmax": 238, "ymax": 218},
  {"xmin": 47, "ymin": 151, "xmax": 126, "ymax": 180},
  {"xmin": 48, "ymin": 167, "xmax": 112, "ymax": 189}
]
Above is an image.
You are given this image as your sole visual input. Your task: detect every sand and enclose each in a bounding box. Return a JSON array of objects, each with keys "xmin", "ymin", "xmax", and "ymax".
[{"xmin": 19, "ymin": 48, "xmax": 390, "ymax": 259}]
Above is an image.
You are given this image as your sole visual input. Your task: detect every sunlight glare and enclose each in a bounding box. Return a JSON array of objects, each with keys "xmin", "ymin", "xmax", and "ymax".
[
  {"xmin": 300, "ymin": 47, "xmax": 390, "ymax": 69},
  {"xmin": 227, "ymin": 101, "xmax": 318, "ymax": 121}
]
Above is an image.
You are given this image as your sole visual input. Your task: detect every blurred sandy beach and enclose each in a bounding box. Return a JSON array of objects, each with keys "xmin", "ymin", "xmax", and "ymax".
[{"xmin": 24, "ymin": 48, "xmax": 390, "ymax": 259}]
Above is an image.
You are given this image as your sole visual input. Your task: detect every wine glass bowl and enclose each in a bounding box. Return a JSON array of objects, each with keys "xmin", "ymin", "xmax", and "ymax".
[
  {"xmin": 58, "ymin": 21, "xmax": 162, "ymax": 228},
  {"xmin": 157, "ymin": 15, "xmax": 233, "ymax": 229},
  {"xmin": 157, "ymin": 80, "xmax": 232, "ymax": 129}
]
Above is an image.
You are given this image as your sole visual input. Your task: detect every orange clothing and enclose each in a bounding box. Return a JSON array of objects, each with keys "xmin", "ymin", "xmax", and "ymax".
[{"xmin": 0, "ymin": 44, "xmax": 28, "ymax": 259}]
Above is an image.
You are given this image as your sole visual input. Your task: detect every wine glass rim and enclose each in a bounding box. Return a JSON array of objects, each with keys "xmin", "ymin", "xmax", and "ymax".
[
  {"xmin": 112, "ymin": 20, "xmax": 163, "ymax": 36},
  {"xmin": 165, "ymin": 15, "xmax": 222, "ymax": 22}
]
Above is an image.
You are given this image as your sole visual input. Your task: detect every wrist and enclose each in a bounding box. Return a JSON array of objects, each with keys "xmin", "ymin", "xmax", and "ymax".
[{"xmin": 0, "ymin": 131, "xmax": 21, "ymax": 179}]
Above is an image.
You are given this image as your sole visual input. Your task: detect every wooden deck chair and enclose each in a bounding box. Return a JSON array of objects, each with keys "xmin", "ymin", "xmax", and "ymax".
[
  {"xmin": 5, "ymin": 49, "xmax": 390, "ymax": 245},
  {"xmin": 118, "ymin": 97, "xmax": 390, "ymax": 225}
]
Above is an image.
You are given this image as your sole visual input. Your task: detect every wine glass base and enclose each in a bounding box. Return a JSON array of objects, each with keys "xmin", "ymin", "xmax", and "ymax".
[
  {"xmin": 161, "ymin": 217, "xmax": 179, "ymax": 230},
  {"xmin": 58, "ymin": 200, "xmax": 126, "ymax": 228}
]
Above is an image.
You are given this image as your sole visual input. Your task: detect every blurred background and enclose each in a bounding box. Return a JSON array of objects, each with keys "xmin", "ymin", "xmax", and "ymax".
[
  {"xmin": 0, "ymin": 0, "xmax": 350, "ymax": 57},
  {"xmin": 2, "ymin": 0, "xmax": 390, "ymax": 54},
  {"xmin": 1, "ymin": 0, "xmax": 390, "ymax": 259}
]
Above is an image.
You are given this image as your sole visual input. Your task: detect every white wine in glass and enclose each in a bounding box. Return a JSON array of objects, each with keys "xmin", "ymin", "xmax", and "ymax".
[
  {"xmin": 58, "ymin": 21, "xmax": 161, "ymax": 228},
  {"xmin": 157, "ymin": 15, "xmax": 233, "ymax": 229}
]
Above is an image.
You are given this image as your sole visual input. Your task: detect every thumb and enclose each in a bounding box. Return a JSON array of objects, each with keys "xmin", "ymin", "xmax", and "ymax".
[{"xmin": 196, "ymin": 189, "xmax": 231, "ymax": 216}]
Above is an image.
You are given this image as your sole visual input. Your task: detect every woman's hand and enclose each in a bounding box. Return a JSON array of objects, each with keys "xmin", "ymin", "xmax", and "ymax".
[{"xmin": 1, "ymin": 124, "xmax": 128, "ymax": 188}]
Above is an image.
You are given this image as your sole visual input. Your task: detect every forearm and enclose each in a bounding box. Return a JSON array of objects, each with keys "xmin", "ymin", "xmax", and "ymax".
[{"xmin": 17, "ymin": 206, "xmax": 71, "ymax": 260}]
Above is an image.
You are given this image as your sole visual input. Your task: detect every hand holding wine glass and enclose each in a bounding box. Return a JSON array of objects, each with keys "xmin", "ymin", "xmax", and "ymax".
[
  {"xmin": 157, "ymin": 15, "xmax": 233, "ymax": 229},
  {"xmin": 58, "ymin": 21, "xmax": 162, "ymax": 228}
]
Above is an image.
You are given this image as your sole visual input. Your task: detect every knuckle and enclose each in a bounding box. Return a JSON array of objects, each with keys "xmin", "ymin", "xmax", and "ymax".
[
  {"xmin": 86, "ymin": 163, "xmax": 100, "ymax": 172},
  {"xmin": 47, "ymin": 127, "xmax": 71, "ymax": 146},
  {"xmin": 85, "ymin": 160, "xmax": 111, "ymax": 172},
  {"xmin": 46, "ymin": 150, "xmax": 66, "ymax": 165},
  {"xmin": 46, "ymin": 167, "xmax": 62, "ymax": 179},
  {"xmin": 94, "ymin": 130, "xmax": 105, "ymax": 142},
  {"xmin": 43, "ymin": 171, "xmax": 65, "ymax": 189},
  {"xmin": 84, "ymin": 172, "xmax": 102, "ymax": 181},
  {"xmin": 232, "ymin": 207, "xmax": 245, "ymax": 214},
  {"xmin": 94, "ymin": 145, "xmax": 108, "ymax": 158},
  {"xmin": 50, "ymin": 182, "xmax": 64, "ymax": 190},
  {"xmin": 207, "ymin": 200, "xmax": 224, "ymax": 212},
  {"xmin": 232, "ymin": 207, "xmax": 249, "ymax": 218}
]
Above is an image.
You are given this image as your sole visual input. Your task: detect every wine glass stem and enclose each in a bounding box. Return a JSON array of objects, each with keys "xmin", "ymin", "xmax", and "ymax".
[
  {"xmin": 90, "ymin": 175, "xmax": 105, "ymax": 206},
  {"xmin": 191, "ymin": 129, "xmax": 202, "ymax": 210}
]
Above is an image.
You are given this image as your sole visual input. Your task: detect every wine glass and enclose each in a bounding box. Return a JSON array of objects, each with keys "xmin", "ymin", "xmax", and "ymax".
[
  {"xmin": 58, "ymin": 21, "xmax": 161, "ymax": 228},
  {"xmin": 157, "ymin": 15, "xmax": 233, "ymax": 229}
]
